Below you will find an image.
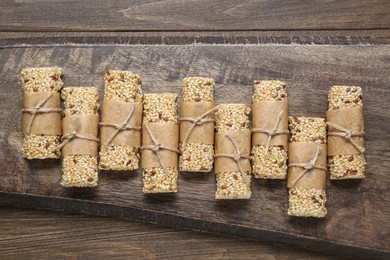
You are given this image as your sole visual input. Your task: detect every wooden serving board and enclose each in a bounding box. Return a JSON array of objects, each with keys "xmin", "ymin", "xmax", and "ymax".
[{"xmin": 0, "ymin": 35, "xmax": 389, "ymax": 259}]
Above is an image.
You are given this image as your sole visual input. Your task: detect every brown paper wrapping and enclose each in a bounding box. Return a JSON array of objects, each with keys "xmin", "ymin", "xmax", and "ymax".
[
  {"xmin": 287, "ymin": 143, "xmax": 327, "ymax": 189},
  {"xmin": 326, "ymin": 106, "xmax": 365, "ymax": 156},
  {"xmin": 22, "ymin": 92, "xmax": 62, "ymax": 135},
  {"xmin": 62, "ymin": 115, "xmax": 99, "ymax": 156},
  {"xmin": 180, "ymin": 102, "xmax": 215, "ymax": 144},
  {"xmin": 142, "ymin": 122, "xmax": 179, "ymax": 168},
  {"xmin": 215, "ymin": 131, "xmax": 251, "ymax": 174},
  {"xmin": 100, "ymin": 99, "xmax": 142, "ymax": 147},
  {"xmin": 252, "ymin": 100, "xmax": 288, "ymax": 146}
]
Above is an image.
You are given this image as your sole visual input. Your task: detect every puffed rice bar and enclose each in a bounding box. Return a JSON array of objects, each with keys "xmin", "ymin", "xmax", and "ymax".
[
  {"xmin": 143, "ymin": 93, "xmax": 178, "ymax": 193},
  {"xmin": 252, "ymin": 80, "xmax": 288, "ymax": 179},
  {"xmin": 328, "ymin": 86, "xmax": 365, "ymax": 179},
  {"xmin": 99, "ymin": 70, "xmax": 142, "ymax": 171},
  {"xmin": 180, "ymin": 77, "xmax": 214, "ymax": 172},
  {"xmin": 215, "ymin": 104, "xmax": 251, "ymax": 199},
  {"xmin": 61, "ymin": 87, "xmax": 99, "ymax": 187},
  {"xmin": 288, "ymin": 116, "xmax": 327, "ymax": 218},
  {"xmin": 22, "ymin": 67, "xmax": 63, "ymax": 159}
]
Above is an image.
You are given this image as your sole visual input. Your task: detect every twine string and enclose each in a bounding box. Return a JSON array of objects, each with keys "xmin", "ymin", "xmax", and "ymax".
[
  {"xmin": 214, "ymin": 134, "xmax": 250, "ymax": 184},
  {"xmin": 251, "ymin": 111, "xmax": 288, "ymax": 154},
  {"xmin": 327, "ymin": 121, "xmax": 365, "ymax": 153},
  {"xmin": 99, "ymin": 104, "xmax": 141, "ymax": 146},
  {"xmin": 179, "ymin": 104, "xmax": 220, "ymax": 148},
  {"xmin": 288, "ymin": 146, "xmax": 327, "ymax": 187},
  {"xmin": 22, "ymin": 92, "xmax": 61, "ymax": 135},
  {"xmin": 56, "ymin": 130, "xmax": 99, "ymax": 151},
  {"xmin": 140, "ymin": 122, "xmax": 180, "ymax": 175}
]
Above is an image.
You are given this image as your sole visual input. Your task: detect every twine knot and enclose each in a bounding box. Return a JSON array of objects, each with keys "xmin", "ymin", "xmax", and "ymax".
[
  {"xmin": 194, "ymin": 117, "xmax": 206, "ymax": 125},
  {"xmin": 151, "ymin": 143, "xmax": 161, "ymax": 152},
  {"xmin": 288, "ymin": 146, "xmax": 326, "ymax": 187},
  {"xmin": 270, "ymin": 128, "xmax": 278, "ymax": 136},
  {"xmin": 22, "ymin": 92, "xmax": 61, "ymax": 135},
  {"xmin": 327, "ymin": 121, "xmax": 365, "ymax": 153},
  {"xmin": 56, "ymin": 130, "xmax": 99, "ymax": 151},
  {"xmin": 343, "ymin": 130, "xmax": 352, "ymax": 140},
  {"xmin": 141, "ymin": 122, "xmax": 180, "ymax": 175},
  {"xmin": 31, "ymin": 106, "xmax": 40, "ymax": 114},
  {"xmin": 304, "ymin": 160, "xmax": 315, "ymax": 170},
  {"xmin": 179, "ymin": 104, "xmax": 220, "ymax": 148},
  {"xmin": 251, "ymin": 111, "xmax": 288, "ymax": 154},
  {"xmin": 214, "ymin": 134, "xmax": 250, "ymax": 184},
  {"xmin": 234, "ymin": 153, "xmax": 242, "ymax": 162},
  {"xmin": 99, "ymin": 104, "xmax": 141, "ymax": 147}
]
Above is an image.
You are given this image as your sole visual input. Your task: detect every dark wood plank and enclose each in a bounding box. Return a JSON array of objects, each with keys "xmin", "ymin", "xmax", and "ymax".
[
  {"xmin": 0, "ymin": 0, "xmax": 389, "ymax": 31},
  {"xmin": 1, "ymin": 31, "xmax": 390, "ymax": 46},
  {"xmin": 0, "ymin": 40, "xmax": 389, "ymax": 259},
  {"xmin": 0, "ymin": 207, "xmax": 341, "ymax": 259}
]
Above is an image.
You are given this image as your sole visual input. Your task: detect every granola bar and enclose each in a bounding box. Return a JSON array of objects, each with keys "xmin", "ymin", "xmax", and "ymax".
[
  {"xmin": 142, "ymin": 93, "xmax": 179, "ymax": 193},
  {"xmin": 179, "ymin": 77, "xmax": 215, "ymax": 172},
  {"xmin": 215, "ymin": 104, "xmax": 251, "ymax": 199},
  {"xmin": 327, "ymin": 86, "xmax": 365, "ymax": 179},
  {"xmin": 60, "ymin": 87, "xmax": 99, "ymax": 187},
  {"xmin": 21, "ymin": 67, "xmax": 63, "ymax": 159},
  {"xmin": 251, "ymin": 80, "xmax": 288, "ymax": 179},
  {"xmin": 287, "ymin": 116, "xmax": 327, "ymax": 218},
  {"xmin": 99, "ymin": 70, "xmax": 143, "ymax": 171}
]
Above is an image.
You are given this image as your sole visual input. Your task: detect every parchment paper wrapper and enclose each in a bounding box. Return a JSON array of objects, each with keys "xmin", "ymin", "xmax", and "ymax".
[
  {"xmin": 180, "ymin": 102, "xmax": 215, "ymax": 144},
  {"xmin": 22, "ymin": 92, "xmax": 61, "ymax": 135},
  {"xmin": 326, "ymin": 106, "xmax": 365, "ymax": 156},
  {"xmin": 215, "ymin": 131, "xmax": 251, "ymax": 174},
  {"xmin": 62, "ymin": 115, "xmax": 99, "ymax": 156},
  {"xmin": 100, "ymin": 99, "xmax": 142, "ymax": 147},
  {"xmin": 142, "ymin": 122, "xmax": 179, "ymax": 168},
  {"xmin": 287, "ymin": 143, "xmax": 327, "ymax": 189},
  {"xmin": 252, "ymin": 100, "xmax": 288, "ymax": 146}
]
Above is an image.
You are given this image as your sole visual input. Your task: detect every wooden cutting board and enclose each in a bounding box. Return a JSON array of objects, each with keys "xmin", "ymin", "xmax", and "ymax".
[{"xmin": 0, "ymin": 34, "xmax": 389, "ymax": 259}]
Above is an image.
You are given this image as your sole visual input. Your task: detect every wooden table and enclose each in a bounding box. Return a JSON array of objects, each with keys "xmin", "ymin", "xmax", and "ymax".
[
  {"xmin": 1, "ymin": 207, "xmax": 342, "ymax": 259},
  {"xmin": 1, "ymin": 1, "xmax": 389, "ymax": 259}
]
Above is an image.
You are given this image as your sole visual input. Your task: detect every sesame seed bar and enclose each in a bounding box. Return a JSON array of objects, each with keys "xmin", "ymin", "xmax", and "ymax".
[
  {"xmin": 99, "ymin": 70, "xmax": 143, "ymax": 171},
  {"xmin": 180, "ymin": 77, "xmax": 215, "ymax": 172},
  {"xmin": 61, "ymin": 87, "xmax": 99, "ymax": 187},
  {"xmin": 215, "ymin": 104, "xmax": 250, "ymax": 133},
  {"xmin": 328, "ymin": 86, "xmax": 363, "ymax": 110},
  {"xmin": 252, "ymin": 80, "xmax": 288, "ymax": 179},
  {"xmin": 142, "ymin": 93, "xmax": 178, "ymax": 193},
  {"xmin": 327, "ymin": 86, "xmax": 365, "ymax": 179},
  {"xmin": 288, "ymin": 188, "xmax": 327, "ymax": 218},
  {"xmin": 215, "ymin": 104, "xmax": 251, "ymax": 199},
  {"xmin": 181, "ymin": 77, "xmax": 214, "ymax": 103},
  {"xmin": 289, "ymin": 117, "xmax": 327, "ymax": 145},
  {"xmin": 252, "ymin": 80, "xmax": 287, "ymax": 102},
  {"xmin": 288, "ymin": 116, "xmax": 327, "ymax": 218},
  {"xmin": 21, "ymin": 67, "xmax": 63, "ymax": 159},
  {"xmin": 22, "ymin": 67, "xmax": 63, "ymax": 93}
]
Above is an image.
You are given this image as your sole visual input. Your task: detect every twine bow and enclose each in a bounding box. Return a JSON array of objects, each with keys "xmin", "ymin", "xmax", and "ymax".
[
  {"xmin": 56, "ymin": 130, "xmax": 99, "ymax": 151},
  {"xmin": 99, "ymin": 104, "xmax": 142, "ymax": 146},
  {"xmin": 327, "ymin": 121, "xmax": 365, "ymax": 153},
  {"xmin": 141, "ymin": 122, "xmax": 181, "ymax": 175},
  {"xmin": 288, "ymin": 146, "xmax": 327, "ymax": 187},
  {"xmin": 22, "ymin": 92, "xmax": 61, "ymax": 135},
  {"xmin": 214, "ymin": 134, "xmax": 251, "ymax": 184},
  {"xmin": 179, "ymin": 104, "xmax": 220, "ymax": 148},
  {"xmin": 251, "ymin": 111, "xmax": 288, "ymax": 154}
]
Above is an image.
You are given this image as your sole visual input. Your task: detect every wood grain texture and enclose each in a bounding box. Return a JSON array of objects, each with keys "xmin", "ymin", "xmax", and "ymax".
[
  {"xmin": 0, "ymin": 207, "xmax": 341, "ymax": 259},
  {"xmin": 1, "ymin": 31, "xmax": 390, "ymax": 46},
  {"xmin": 0, "ymin": 41, "xmax": 389, "ymax": 259},
  {"xmin": 0, "ymin": 0, "xmax": 389, "ymax": 31}
]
